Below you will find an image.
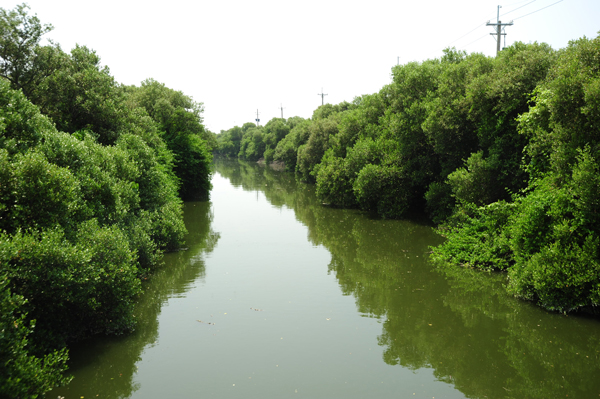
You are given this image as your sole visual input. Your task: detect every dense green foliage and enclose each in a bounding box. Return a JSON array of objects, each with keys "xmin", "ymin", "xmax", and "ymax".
[
  {"xmin": 215, "ymin": 103, "xmax": 356, "ymax": 178},
  {"xmin": 126, "ymin": 79, "xmax": 214, "ymax": 200},
  {"xmin": 218, "ymin": 42, "xmax": 554, "ymax": 218},
  {"xmin": 0, "ymin": 275, "xmax": 71, "ymax": 398},
  {"xmin": 312, "ymin": 43, "xmax": 555, "ymax": 220},
  {"xmin": 434, "ymin": 35, "xmax": 600, "ymax": 314},
  {"xmin": 216, "ymin": 34, "xmax": 600, "ymax": 314},
  {"xmin": 0, "ymin": 4, "xmax": 213, "ymax": 396}
]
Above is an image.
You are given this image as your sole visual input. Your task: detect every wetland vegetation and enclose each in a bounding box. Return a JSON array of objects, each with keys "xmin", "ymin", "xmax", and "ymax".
[
  {"xmin": 50, "ymin": 159, "xmax": 600, "ymax": 399},
  {"xmin": 2, "ymin": 2, "xmax": 600, "ymax": 397},
  {"xmin": 217, "ymin": 34, "xmax": 600, "ymax": 316},
  {"xmin": 0, "ymin": 4, "xmax": 213, "ymax": 397}
]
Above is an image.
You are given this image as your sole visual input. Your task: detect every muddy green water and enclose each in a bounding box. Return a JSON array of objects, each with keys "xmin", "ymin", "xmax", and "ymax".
[{"xmin": 49, "ymin": 159, "xmax": 600, "ymax": 399}]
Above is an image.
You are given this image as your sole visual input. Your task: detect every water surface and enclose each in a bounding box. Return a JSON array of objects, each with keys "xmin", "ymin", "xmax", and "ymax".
[{"xmin": 50, "ymin": 159, "xmax": 600, "ymax": 399}]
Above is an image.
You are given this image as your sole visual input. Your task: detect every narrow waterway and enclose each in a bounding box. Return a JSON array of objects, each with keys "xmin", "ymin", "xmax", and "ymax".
[{"xmin": 50, "ymin": 159, "xmax": 600, "ymax": 399}]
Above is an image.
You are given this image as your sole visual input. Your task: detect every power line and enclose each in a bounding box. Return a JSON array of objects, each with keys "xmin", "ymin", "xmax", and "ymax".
[
  {"xmin": 446, "ymin": 23, "xmax": 486, "ymax": 47},
  {"xmin": 444, "ymin": 1, "xmax": 533, "ymax": 49},
  {"xmin": 500, "ymin": 0, "xmax": 537, "ymax": 17},
  {"xmin": 445, "ymin": 6, "xmax": 498, "ymax": 47},
  {"xmin": 444, "ymin": 0, "xmax": 549, "ymax": 51},
  {"xmin": 513, "ymin": 0, "xmax": 565, "ymax": 20},
  {"xmin": 461, "ymin": 33, "xmax": 490, "ymax": 49},
  {"xmin": 504, "ymin": 0, "xmax": 535, "ymax": 6},
  {"xmin": 434, "ymin": 0, "xmax": 565, "ymax": 60}
]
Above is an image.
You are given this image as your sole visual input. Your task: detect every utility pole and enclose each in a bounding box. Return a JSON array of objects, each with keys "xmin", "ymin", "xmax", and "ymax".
[
  {"xmin": 255, "ymin": 109, "xmax": 260, "ymax": 126},
  {"xmin": 317, "ymin": 88, "xmax": 328, "ymax": 106},
  {"xmin": 487, "ymin": 5, "xmax": 513, "ymax": 56},
  {"xmin": 279, "ymin": 103, "xmax": 285, "ymax": 119}
]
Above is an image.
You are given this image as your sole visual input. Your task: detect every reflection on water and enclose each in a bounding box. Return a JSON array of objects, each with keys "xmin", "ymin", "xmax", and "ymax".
[
  {"xmin": 215, "ymin": 159, "xmax": 600, "ymax": 399},
  {"xmin": 49, "ymin": 201, "xmax": 219, "ymax": 398},
  {"xmin": 50, "ymin": 159, "xmax": 600, "ymax": 399}
]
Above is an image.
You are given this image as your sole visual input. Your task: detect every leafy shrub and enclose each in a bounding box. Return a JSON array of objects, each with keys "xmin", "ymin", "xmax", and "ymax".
[
  {"xmin": 432, "ymin": 201, "xmax": 514, "ymax": 271},
  {"xmin": 447, "ymin": 151, "xmax": 500, "ymax": 206},
  {"xmin": 424, "ymin": 181, "xmax": 455, "ymax": 224},
  {"xmin": 238, "ymin": 127, "xmax": 265, "ymax": 162},
  {"xmin": 296, "ymin": 116, "xmax": 340, "ymax": 182},
  {"xmin": 0, "ymin": 275, "xmax": 71, "ymax": 399},
  {"xmin": 505, "ymin": 149, "xmax": 600, "ymax": 311},
  {"xmin": 353, "ymin": 164, "xmax": 410, "ymax": 219},
  {"xmin": 315, "ymin": 153, "xmax": 356, "ymax": 207},
  {"xmin": 31, "ymin": 45, "xmax": 126, "ymax": 145},
  {"xmin": 0, "ymin": 223, "xmax": 141, "ymax": 350},
  {"xmin": 263, "ymin": 147, "xmax": 275, "ymax": 164},
  {"xmin": 0, "ymin": 150, "xmax": 81, "ymax": 234},
  {"xmin": 315, "ymin": 137, "xmax": 383, "ymax": 208},
  {"xmin": 506, "ymin": 179, "xmax": 556, "ymax": 262},
  {"xmin": 0, "ymin": 6, "xmax": 206, "ymax": 396},
  {"xmin": 0, "ymin": 79, "xmax": 53, "ymax": 155},
  {"xmin": 273, "ymin": 133, "xmax": 299, "ymax": 171},
  {"xmin": 130, "ymin": 80, "xmax": 213, "ymax": 199},
  {"xmin": 508, "ymin": 236, "xmax": 600, "ymax": 312}
]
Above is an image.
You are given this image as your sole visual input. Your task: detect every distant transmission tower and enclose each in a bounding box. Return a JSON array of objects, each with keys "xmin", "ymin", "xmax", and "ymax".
[
  {"xmin": 318, "ymin": 88, "xmax": 328, "ymax": 106},
  {"xmin": 255, "ymin": 109, "xmax": 260, "ymax": 126},
  {"xmin": 487, "ymin": 5, "xmax": 513, "ymax": 56}
]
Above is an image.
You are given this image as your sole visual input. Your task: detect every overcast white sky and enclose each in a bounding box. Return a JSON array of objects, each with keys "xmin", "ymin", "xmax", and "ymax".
[{"xmin": 4, "ymin": 0, "xmax": 600, "ymax": 133}]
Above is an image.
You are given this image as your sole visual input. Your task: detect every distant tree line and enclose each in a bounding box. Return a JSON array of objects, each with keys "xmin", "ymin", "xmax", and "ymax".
[
  {"xmin": 0, "ymin": 4, "xmax": 214, "ymax": 397},
  {"xmin": 216, "ymin": 34, "xmax": 600, "ymax": 315}
]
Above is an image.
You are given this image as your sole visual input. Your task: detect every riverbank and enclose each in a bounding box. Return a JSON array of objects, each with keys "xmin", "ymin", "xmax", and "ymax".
[
  {"xmin": 215, "ymin": 35, "xmax": 600, "ymax": 315},
  {"xmin": 50, "ymin": 159, "xmax": 600, "ymax": 399},
  {"xmin": 0, "ymin": 5, "xmax": 213, "ymax": 397}
]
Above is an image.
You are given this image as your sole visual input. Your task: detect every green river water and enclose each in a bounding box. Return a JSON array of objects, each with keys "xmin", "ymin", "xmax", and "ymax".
[{"xmin": 49, "ymin": 159, "xmax": 600, "ymax": 399}]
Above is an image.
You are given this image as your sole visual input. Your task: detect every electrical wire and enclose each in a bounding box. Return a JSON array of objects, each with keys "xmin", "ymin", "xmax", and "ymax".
[
  {"xmin": 503, "ymin": 0, "xmax": 535, "ymax": 6},
  {"xmin": 446, "ymin": 24, "xmax": 486, "ymax": 47},
  {"xmin": 445, "ymin": 0, "xmax": 535, "ymax": 48},
  {"xmin": 513, "ymin": 0, "xmax": 565, "ymax": 20},
  {"xmin": 441, "ymin": 0, "xmax": 565, "ymax": 57},
  {"xmin": 444, "ymin": 4, "xmax": 500, "ymax": 48},
  {"xmin": 461, "ymin": 33, "xmax": 491, "ymax": 49},
  {"xmin": 500, "ymin": 0, "xmax": 537, "ymax": 18}
]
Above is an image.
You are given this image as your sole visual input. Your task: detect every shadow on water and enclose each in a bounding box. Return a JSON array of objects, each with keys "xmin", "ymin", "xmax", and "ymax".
[
  {"xmin": 49, "ymin": 200, "xmax": 220, "ymax": 398},
  {"xmin": 215, "ymin": 158, "xmax": 600, "ymax": 399}
]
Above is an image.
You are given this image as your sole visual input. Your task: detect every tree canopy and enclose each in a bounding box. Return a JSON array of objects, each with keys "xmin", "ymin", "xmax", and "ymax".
[{"xmin": 0, "ymin": 4, "xmax": 213, "ymax": 396}]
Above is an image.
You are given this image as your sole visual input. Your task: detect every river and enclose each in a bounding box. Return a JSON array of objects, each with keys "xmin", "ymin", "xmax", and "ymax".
[{"xmin": 49, "ymin": 159, "xmax": 600, "ymax": 399}]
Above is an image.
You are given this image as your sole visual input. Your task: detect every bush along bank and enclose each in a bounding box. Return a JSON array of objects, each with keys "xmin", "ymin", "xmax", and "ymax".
[
  {"xmin": 0, "ymin": 4, "xmax": 213, "ymax": 397},
  {"xmin": 432, "ymin": 35, "xmax": 600, "ymax": 315},
  {"xmin": 216, "ymin": 35, "xmax": 600, "ymax": 315}
]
